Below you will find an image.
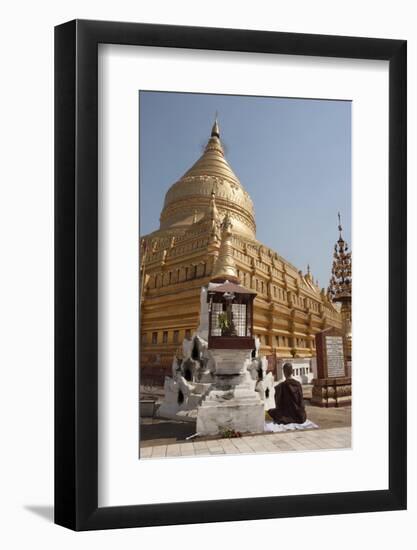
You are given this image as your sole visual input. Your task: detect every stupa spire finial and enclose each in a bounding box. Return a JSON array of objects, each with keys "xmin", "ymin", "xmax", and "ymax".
[{"xmin": 211, "ymin": 112, "xmax": 220, "ymax": 138}]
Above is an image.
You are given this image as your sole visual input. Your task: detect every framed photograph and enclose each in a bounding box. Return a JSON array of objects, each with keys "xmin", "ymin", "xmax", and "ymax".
[{"xmin": 55, "ymin": 20, "xmax": 406, "ymax": 531}]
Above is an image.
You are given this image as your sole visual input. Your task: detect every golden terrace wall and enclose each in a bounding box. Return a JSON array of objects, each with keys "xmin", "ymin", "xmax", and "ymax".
[{"xmin": 140, "ymin": 230, "xmax": 342, "ymax": 376}]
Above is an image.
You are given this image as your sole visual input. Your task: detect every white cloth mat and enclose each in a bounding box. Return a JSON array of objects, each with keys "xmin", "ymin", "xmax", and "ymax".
[{"xmin": 264, "ymin": 419, "xmax": 318, "ymax": 433}]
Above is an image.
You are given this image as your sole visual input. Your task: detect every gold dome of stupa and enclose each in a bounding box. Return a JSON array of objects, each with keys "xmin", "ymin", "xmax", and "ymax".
[{"xmin": 159, "ymin": 119, "xmax": 256, "ymax": 239}]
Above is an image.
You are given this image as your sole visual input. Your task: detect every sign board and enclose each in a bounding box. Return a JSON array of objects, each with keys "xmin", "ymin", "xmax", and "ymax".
[
  {"xmin": 325, "ymin": 336, "xmax": 345, "ymax": 377},
  {"xmin": 315, "ymin": 327, "xmax": 347, "ymax": 379}
]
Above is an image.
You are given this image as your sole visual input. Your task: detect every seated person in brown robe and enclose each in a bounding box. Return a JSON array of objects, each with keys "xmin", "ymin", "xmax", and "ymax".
[{"xmin": 268, "ymin": 363, "xmax": 307, "ymax": 424}]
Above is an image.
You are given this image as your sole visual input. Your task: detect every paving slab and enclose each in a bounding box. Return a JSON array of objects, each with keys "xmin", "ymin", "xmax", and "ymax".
[{"xmin": 140, "ymin": 426, "xmax": 351, "ymax": 459}]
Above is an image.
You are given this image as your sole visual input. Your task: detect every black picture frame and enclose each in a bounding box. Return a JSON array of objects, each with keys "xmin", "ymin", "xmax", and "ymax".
[{"xmin": 55, "ymin": 19, "xmax": 407, "ymax": 531}]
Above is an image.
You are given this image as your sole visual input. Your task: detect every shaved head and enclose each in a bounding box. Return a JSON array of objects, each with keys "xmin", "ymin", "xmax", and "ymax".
[{"xmin": 283, "ymin": 363, "xmax": 293, "ymax": 378}]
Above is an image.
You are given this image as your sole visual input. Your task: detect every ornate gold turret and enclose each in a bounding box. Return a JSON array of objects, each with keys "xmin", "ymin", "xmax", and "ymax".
[
  {"xmin": 327, "ymin": 213, "xmax": 352, "ymax": 361},
  {"xmin": 328, "ymin": 213, "xmax": 352, "ymax": 303},
  {"xmin": 159, "ymin": 117, "xmax": 256, "ymax": 238},
  {"xmin": 210, "ymin": 212, "xmax": 239, "ymax": 283}
]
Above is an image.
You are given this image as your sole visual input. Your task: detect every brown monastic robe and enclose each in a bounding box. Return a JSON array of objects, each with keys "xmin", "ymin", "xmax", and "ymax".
[{"xmin": 268, "ymin": 378, "xmax": 307, "ymax": 425}]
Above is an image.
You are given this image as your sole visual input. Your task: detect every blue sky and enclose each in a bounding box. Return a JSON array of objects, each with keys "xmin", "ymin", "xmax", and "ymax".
[{"xmin": 139, "ymin": 91, "xmax": 351, "ymax": 289}]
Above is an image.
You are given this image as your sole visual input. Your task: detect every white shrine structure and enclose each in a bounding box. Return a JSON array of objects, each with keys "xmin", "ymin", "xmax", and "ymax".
[{"xmin": 157, "ymin": 214, "xmax": 275, "ymax": 434}]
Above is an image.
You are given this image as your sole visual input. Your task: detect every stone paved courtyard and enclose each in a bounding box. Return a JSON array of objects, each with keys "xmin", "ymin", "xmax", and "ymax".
[
  {"xmin": 139, "ymin": 405, "xmax": 351, "ymax": 459},
  {"xmin": 140, "ymin": 425, "xmax": 351, "ymax": 459}
]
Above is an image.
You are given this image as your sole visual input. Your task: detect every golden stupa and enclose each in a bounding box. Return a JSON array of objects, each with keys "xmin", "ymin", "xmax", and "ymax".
[
  {"xmin": 160, "ymin": 119, "xmax": 255, "ymax": 239},
  {"xmin": 140, "ymin": 119, "xmax": 342, "ymax": 376}
]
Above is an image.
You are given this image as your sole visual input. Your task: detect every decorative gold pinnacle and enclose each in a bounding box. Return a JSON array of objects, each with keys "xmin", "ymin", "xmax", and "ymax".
[
  {"xmin": 210, "ymin": 212, "xmax": 239, "ymax": 283},
  {"xmin": 208, "ymin": 190, "xmax": 219, "ymax": 221},
  {"xmin": 328, "ymin": 213, "xmax": 352, "ymax": 302}
]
